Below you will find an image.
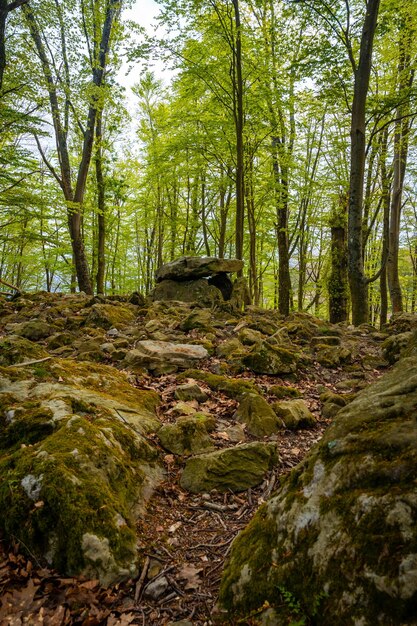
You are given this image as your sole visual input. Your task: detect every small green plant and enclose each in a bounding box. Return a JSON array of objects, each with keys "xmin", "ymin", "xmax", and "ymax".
[
  {"xmin": 32, "ymin": 365, "xmax": 50, "ymax": 379},
  {"xmin": 278, "ymin": 586, "xmax": 307, "ymax": 626}
]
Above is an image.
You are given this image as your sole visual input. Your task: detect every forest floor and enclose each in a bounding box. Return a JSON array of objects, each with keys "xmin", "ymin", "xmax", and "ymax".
[{"xmin": 0, "ymin": 329, "xmax": 386, "ymax": 626}]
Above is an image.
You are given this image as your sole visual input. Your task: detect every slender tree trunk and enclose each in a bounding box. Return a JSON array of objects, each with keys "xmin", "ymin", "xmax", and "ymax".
[
  {"xmin": 201, "ymin": 176, "xmax": 211, "ymax": 256},
  {"xmin": 232, "ymin": 0, "xmax": 244, "ymax": 271},
  {"xmin": 347, "ymin": 0, "xmax": 380, "ymax": 325},
  {"xmin": 0, "ymin": 0, "xmax": 28, "ymax": 90},
  {"xmin": 387, "ymin": 34, "xmax": 413, "ymax": 313},
  {"xmin": 379, "ymin": 129, "xmax": 390, "ymax": 327},
  {"xmin": 95, "ymin": 111, "xmax": 105, "ymax": 295},
  {"xmin": 246, "ymin": 157, "xmax": 259, "ymax": 304},
  {"xmin": 23, "ymin": 0, "xmax": 120, "ymax": 295},
  {"xmin": 272, "ymin": 143, "xmax": 291, "ymax": 316},
  {"xmin": 328, "ymin": 195, "xmax": 348, "ymax": 323}
]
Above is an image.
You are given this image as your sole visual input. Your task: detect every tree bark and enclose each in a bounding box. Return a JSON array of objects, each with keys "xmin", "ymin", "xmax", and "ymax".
[
  {"xmin": 328, "ymin": 195, "xmax": 348, "ymax": 323},
  {"xmin": 232, "ymin": 0, "xmax": 244, "ymax": 272},
  {"xmin": 347, "ymin": 0, "xmax": 380, "ymax": 325},
  {"xmin": 387, "ymin": 33, "xmax": 413, "ymax": 314},
  {"xmin": 95, "ymin": 110, "xmax": 105, "ymax": 295},
  {"xmin": 272, "ymin": 140, "xmax": 291, "ymax": 317},
  {"xmin": 0, "ymin": 0, "xmax": 28, "ymax": 90},
  {"xmin": 379, "ymin": 129, "xmax": 390, "ymax": 328}
]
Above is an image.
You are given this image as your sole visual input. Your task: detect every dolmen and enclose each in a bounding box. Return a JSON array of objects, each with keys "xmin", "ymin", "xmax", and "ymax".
[{"xmin": 149, "ymin": 256, "xmax": 245, "ymax": 306}]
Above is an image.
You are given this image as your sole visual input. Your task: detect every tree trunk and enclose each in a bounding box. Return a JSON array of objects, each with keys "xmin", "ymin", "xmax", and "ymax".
[
  {"xmin": 347, "ymin": 0, "xmax": 380, "ymax": 325},
  {"xmin": 23, "ymin": 0, "xmax": 120, "ymax": 295},
  {"xmin": 328, "ymin": 196, "xmax": 348, "ymax": 323},
  {"xmin": 379, "ymin": 129, "xmax": 390, "ymax": 327},
  {"xmin": 387, "ymin": 34, "xmax": 413, "ymax": 313},
  {"xmin": 232, "ymin": 0, "xmax": 244, "ymax": 272},
  {"xmin": 272, "ymin": 142, "xmax": 291, "ymax": 317},
  {"xmin": 0, "ymin": 0, "xmax": 28, "ymax": 90},
  {"xmin": 95, "ymin": 111, "xmax": 105, "ymax": 295}
]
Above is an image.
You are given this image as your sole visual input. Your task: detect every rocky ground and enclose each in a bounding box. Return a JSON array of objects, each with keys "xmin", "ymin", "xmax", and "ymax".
[{"xmin": 0, "ymin": 288, "xmax": 403, "ymax": 625}]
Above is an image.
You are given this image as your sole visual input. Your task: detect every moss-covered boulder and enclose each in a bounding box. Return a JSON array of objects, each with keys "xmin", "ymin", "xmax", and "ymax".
[
  {"xmin": 315, "ymin": 344, "xmax": 352, "ymax": 368},
  {"xmin": 382, "ymin": 331, "xmax": 413, "ymax": 364},
  {"xmin": 268, "ymin": 384, "xmax": 301, "ymax": 399},
  {"xmin": 180, "ymin": 442, "xmax": 278, "ymax": 493},
  {"xmin": 180, "ymin": 309, "xmax": 213, "ymax": 332},
  {"xmin": 234, "ymin": 393, "xmax": 283, "ymax": 437},
  {"xmin": 84, "ymin": 303, "xmax": 136, "ymax": 330},
  {"xmin": 242, "ymin": 341, "xmax": 298, "ymax": 375},
  {"xmin": 0, "ymin": 360, "xmax": 164, "ymax": 586},
  {"xmin": 149, "ymin": 279, "xmax": 223, "ymax": 307},
  {"xmin": 219, "ymin": 356, "xmax": 417, "ymax": 625},
  {"xmin": 174, "ymin": 383, "xmax": 208, "ymax": 403},
  {"xmin": 178, "ymin": 370, "xmax": 260, "ymax": 399},
  {"xmin": 311, "ymin": 335, "xmax": 341, "ymax": 347},
  {"xmin": 47, "ymin": 332, "xmax": 74, "ymax": 350},
  {"xmin": 216, "ymin": 338, "xmax": 244, "ymax": 359},
  {"xmin": 0, "ymin": 335, "xmax": 49, "ymax": 366},
  {"xmin": 272, "ymin": 398, "xmax": 316, "ymax": 430},
  {"xmin": 155, "ymin": 256, "xmax": 243, "ymax": 282},
  {"xmin": 17, "ymin": 320, "xmax": 56, "ymax": 341},
  {"xmin": 238, "ymin": 327, "xmax": 264, "ymax": 346},
  {"xmin": 158, "ymin": 414, "xmax": 215, "ymax": 456},
  {"xmin": 320, "ymin": 390, "xmax": 351, "ymax": 420},
  {"xmin": 384, "ymin": 312, "xmax": 417, "ymax": 334}
]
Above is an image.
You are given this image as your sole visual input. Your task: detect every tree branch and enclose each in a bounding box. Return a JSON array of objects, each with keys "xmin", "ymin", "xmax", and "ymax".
[{"xmin": 7, "ymin": 0, "xmax": 28, "ymax": 11}]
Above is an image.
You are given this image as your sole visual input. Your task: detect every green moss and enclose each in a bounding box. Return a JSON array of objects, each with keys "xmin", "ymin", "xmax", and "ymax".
[
  {"xmin": 242, "ymin": 343, "xmax": 298, "ymax": 375},
  {"xmin": 0, "ymin": 412, "xmax": 159, "ymax": 578},
  {"xmin": 0, "ymin": 336, "xmax": 49, "ymax": 366},
  {"xmin": 219, "ymin": 503, "xmax": 277, "ymax": 613},
  {"xmin": 178, "ymin": 369, "xmax": 259, "ymax": 399},
  {"xmin": 36, "ymin": 359, "xmax": 160, "ymax": 415},
  {"xmin": 0, "ymin": 403, "xmax": 54, "ymax": 451},
  {"xmin": 269, "ymin": 385, "xmax": 302, "ymax": 399}
]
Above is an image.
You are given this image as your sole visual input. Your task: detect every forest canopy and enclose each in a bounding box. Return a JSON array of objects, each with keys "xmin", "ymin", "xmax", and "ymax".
[{"xmin": 1, "ymin": 0, "xmax": 416, "ymax": 326}]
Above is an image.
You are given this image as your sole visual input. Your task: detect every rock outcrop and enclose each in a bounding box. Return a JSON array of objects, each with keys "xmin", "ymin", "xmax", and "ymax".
[
  {"xmin": 219, "ymin": 356, "xmax": 417, "ymax": 625},
  {"xmin": 0, "ymin": 359, "xmax": 164, "ymax": 586}
]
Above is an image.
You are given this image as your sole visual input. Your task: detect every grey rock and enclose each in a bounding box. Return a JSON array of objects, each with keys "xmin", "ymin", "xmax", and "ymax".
[
  {"xmin": 158, "ymin": 414, "xmax": 215, "ymax": 456},
  {"xmin": 272, "ymin": 399, "xmax": 316, "ymax": 430},
  {"xmin": 18, "ymin": 320, "xmax": 54, "ymax": 341},
  {"xmin": 144, "ymin": 576, "xmax": 170, "ymax": 600},
  {"xmin": 234, "ymin": 393, "xmax": 283, "ymax": 436},
  {"xmin": 155, "ymin": 256, "xmax": 243, "ymax": 282},
  {"xmin": 180, "ymin": 441, "xmax": 278, "ymax": 493},
  {"xmin": 125, "ymin": 340, "xmax": 208, "ymax": 373},
  {"xmin": 150, "ymin": 279, "xmax": 223, "ymax": 307},
  {"xmin": 175, "ymin": 383, "xmax": 208, "ymax": 403},
  {"xmin": 219, "ymin": 356, "xmax": 417, "ymax": 624}
]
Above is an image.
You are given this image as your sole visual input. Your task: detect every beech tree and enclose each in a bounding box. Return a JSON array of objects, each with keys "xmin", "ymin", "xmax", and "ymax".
[{"xmin": 22, "ymin": 0, "xmax": 122, "ymax": 294}]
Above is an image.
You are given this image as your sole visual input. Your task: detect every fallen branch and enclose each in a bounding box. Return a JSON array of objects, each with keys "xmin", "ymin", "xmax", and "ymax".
[
  {"xmin": 134, "ymin": 556, "xmax": 150, "ymax": 604},
  {"xmin": 0, "ymin": 277, "xmax": 21, "ymax": 293},
  {"xmin": 9, "ymin": 357, "xmax": 52, "ymax": 368}
]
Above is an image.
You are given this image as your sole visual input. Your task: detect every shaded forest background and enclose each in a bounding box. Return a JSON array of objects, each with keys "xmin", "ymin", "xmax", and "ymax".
[{"xmin": 1, "ymin": 0, "xmax": 417, "ymax": 326}]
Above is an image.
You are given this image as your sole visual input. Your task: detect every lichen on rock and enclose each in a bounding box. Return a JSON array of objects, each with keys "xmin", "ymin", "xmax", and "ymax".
[
  {"xmin": 0, "ymin": 358, "xmax": 164, "ymax": 586},
  {"xmin": 180, "ymin": 441, "xmax": 278, "ymax": 493},
  {"xmin": 219, "ymin": 356, "xmax": 417, "ymax": 624}
]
